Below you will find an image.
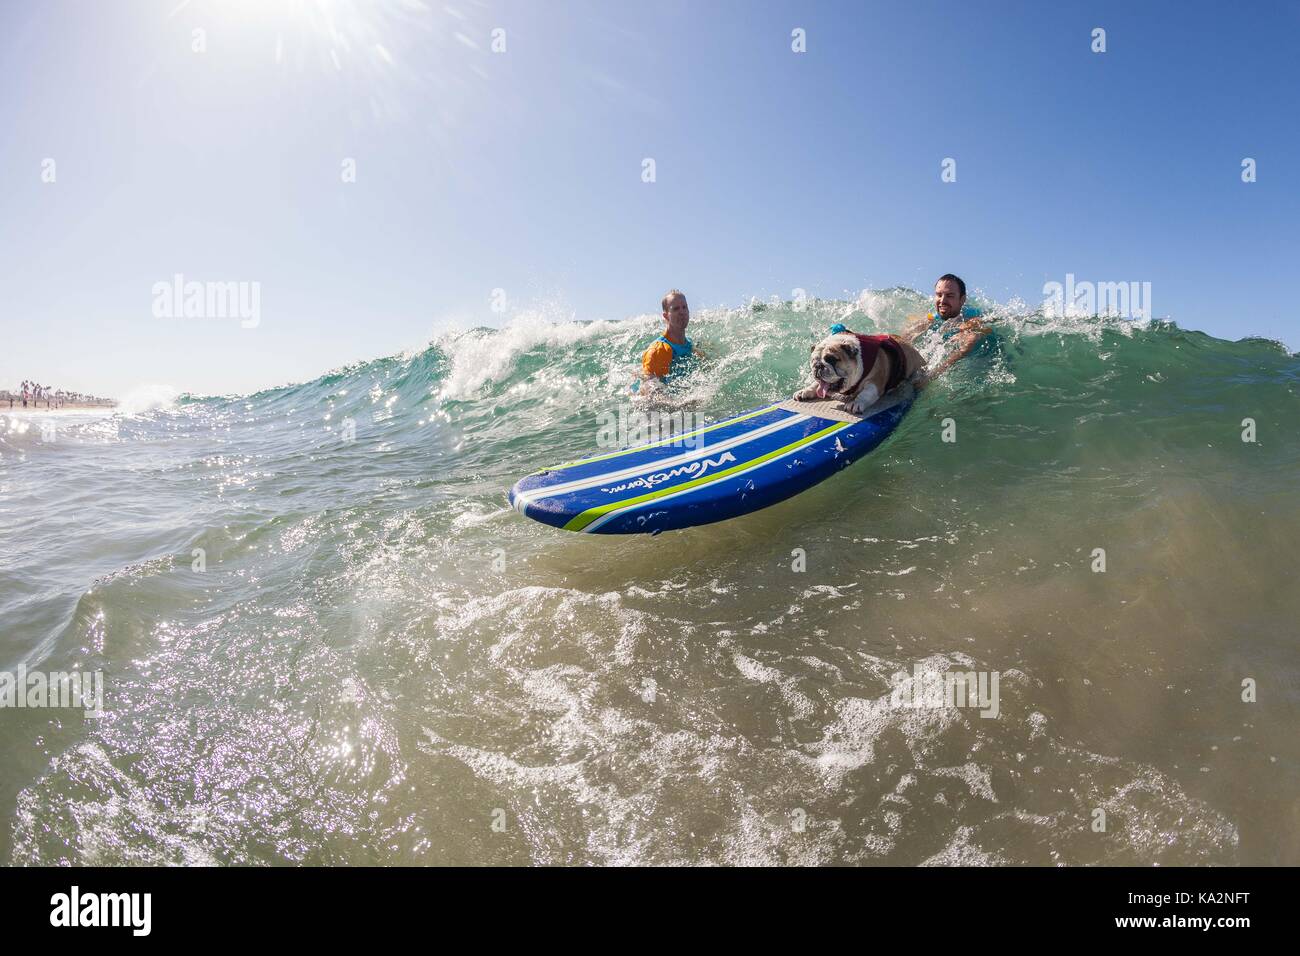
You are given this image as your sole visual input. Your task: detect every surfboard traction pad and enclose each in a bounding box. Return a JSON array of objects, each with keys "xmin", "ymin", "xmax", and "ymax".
[{"xmin": 775, "ymin": 383, "xmax": 914, "ymax": 424}]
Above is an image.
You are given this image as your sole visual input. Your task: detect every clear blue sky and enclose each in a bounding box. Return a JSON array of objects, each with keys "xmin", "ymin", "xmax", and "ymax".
[{"xmin": 2, "ymin": 0, "xmax": 1296, "ymax": 398}]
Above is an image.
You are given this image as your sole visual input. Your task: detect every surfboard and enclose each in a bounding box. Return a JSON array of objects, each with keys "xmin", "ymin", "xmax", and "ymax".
[{"xmin": 508, "ymin": 385, "xmax": 915, "ymax": 534}]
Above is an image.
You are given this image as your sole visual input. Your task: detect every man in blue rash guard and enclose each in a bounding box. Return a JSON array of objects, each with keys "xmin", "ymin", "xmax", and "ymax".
[{"xmin": 901, "ymin": 274, "xmax": 992, "ymax": 379}]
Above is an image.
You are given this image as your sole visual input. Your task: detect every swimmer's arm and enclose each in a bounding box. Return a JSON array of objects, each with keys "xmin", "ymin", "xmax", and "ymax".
[
  {"xmin": 641, "ymin": 342, "xmax": 672, "ymax": 380},
  {"xmin": 632, "ymin": 345, "xmax": 669, "ymax": 394},
  {"xmin": 900, "ymin": 313, "xmax": 930, "ymax": 343},
  {"xmin": 957, "ymin": 318, "xmax": 992, "ymax": 335},
  {"xmin": 927, "ymin": 326, "xmax": 990, "ymax": 378}
]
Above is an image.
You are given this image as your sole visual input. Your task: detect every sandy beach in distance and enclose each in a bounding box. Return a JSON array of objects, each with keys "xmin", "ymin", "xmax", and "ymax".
[
  {"xmin": 0, "ymin": 395, "xmax": 116, "ymax": 414},
  {"xmin": 1, "ymin": 403, "xmax": 116, "ymax": 413}
]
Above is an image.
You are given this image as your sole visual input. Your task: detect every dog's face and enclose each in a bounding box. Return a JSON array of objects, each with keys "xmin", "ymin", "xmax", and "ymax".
[{"xmin": 808, "ymin": 333, "xmax": 865, "ymax": 395}]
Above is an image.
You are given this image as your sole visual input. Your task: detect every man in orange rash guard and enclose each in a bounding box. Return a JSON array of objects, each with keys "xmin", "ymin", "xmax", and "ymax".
[{"xmin": 636, "ymin": 289, "xmax": 695, "ymax": 393}]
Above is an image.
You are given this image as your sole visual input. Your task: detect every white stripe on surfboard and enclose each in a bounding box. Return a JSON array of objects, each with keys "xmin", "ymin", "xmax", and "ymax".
[{"xmin": 513, "ymin": 411, "xmax": 813, "ymax": 511}]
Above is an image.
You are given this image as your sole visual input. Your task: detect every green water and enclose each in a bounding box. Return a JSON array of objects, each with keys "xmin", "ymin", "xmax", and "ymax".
[{"xmin": 2, "ymin": 291, "xmax": 1297, "ymax": 864}]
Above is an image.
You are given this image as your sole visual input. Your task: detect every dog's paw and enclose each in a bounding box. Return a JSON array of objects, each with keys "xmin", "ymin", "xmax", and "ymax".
[
  {"xmin": 839, "ymin": 391, "xmax": 874, "ymax": 415},
  {"xmin": 843, "ymin": 383, "xmax": 880, "ymax": 415},
  {"xmin": 793, "ymin": 386, "xmax": 819, "ymax": 402}
]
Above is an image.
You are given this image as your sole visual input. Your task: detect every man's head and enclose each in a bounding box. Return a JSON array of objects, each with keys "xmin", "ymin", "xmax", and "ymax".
[
  {"xmin": 661, "ymin": 289, "xmax": 690, "ymax": 338},
  {"xmin": 934, "ymin": 274, "xmax": 966, "ymax": 320}
]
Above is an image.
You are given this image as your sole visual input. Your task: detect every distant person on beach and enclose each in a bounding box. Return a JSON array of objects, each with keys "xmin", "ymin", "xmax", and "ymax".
[
  {"xmin": 901, "ymin": 274, "xmax": 992, "ymax": 379},
  {"xmin": 635, "ymin": 289, "xmax": 699, "ymax": 394}
]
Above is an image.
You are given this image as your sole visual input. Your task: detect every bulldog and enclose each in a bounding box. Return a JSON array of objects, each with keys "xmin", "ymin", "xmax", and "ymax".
[{"xmin": 793, "ymin": 327, "xmax": 926, "ymax": 415}]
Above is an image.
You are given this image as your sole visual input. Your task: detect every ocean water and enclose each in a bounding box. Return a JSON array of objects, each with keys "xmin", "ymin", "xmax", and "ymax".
[{"xmin": 2, "ymin": 289, "xmax": 1298, "ymax": 866}]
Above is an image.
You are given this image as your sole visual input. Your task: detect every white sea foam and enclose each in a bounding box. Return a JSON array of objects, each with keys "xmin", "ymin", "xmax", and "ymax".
[
  {"xmin": 115, "ymin": 383, "xmax": 180, "ymax": 415},
  {"xmin": 434, "ymin": 313, "xmax": 635, "ymax": 401}
]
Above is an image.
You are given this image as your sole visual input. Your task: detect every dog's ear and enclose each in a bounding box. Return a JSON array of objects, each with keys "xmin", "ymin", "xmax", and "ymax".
[{"xmin": 809, "ymin": 343, "xmax": 817, "ymax": 353}]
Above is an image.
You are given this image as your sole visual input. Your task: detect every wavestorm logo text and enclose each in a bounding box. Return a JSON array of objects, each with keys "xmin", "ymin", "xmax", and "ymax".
[
  {"xmin": 600, "ymin": 452, "xmax": 737, "ymax": 494},
  {"xmin": 152, "ymin": 273, "xmax": 261, "ymax": 328}
]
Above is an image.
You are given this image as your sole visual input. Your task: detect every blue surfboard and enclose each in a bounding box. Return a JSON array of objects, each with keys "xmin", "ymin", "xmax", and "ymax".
[{"xmin": 508, "ymin": 385, "xmax": 916, "ymax": 534}]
